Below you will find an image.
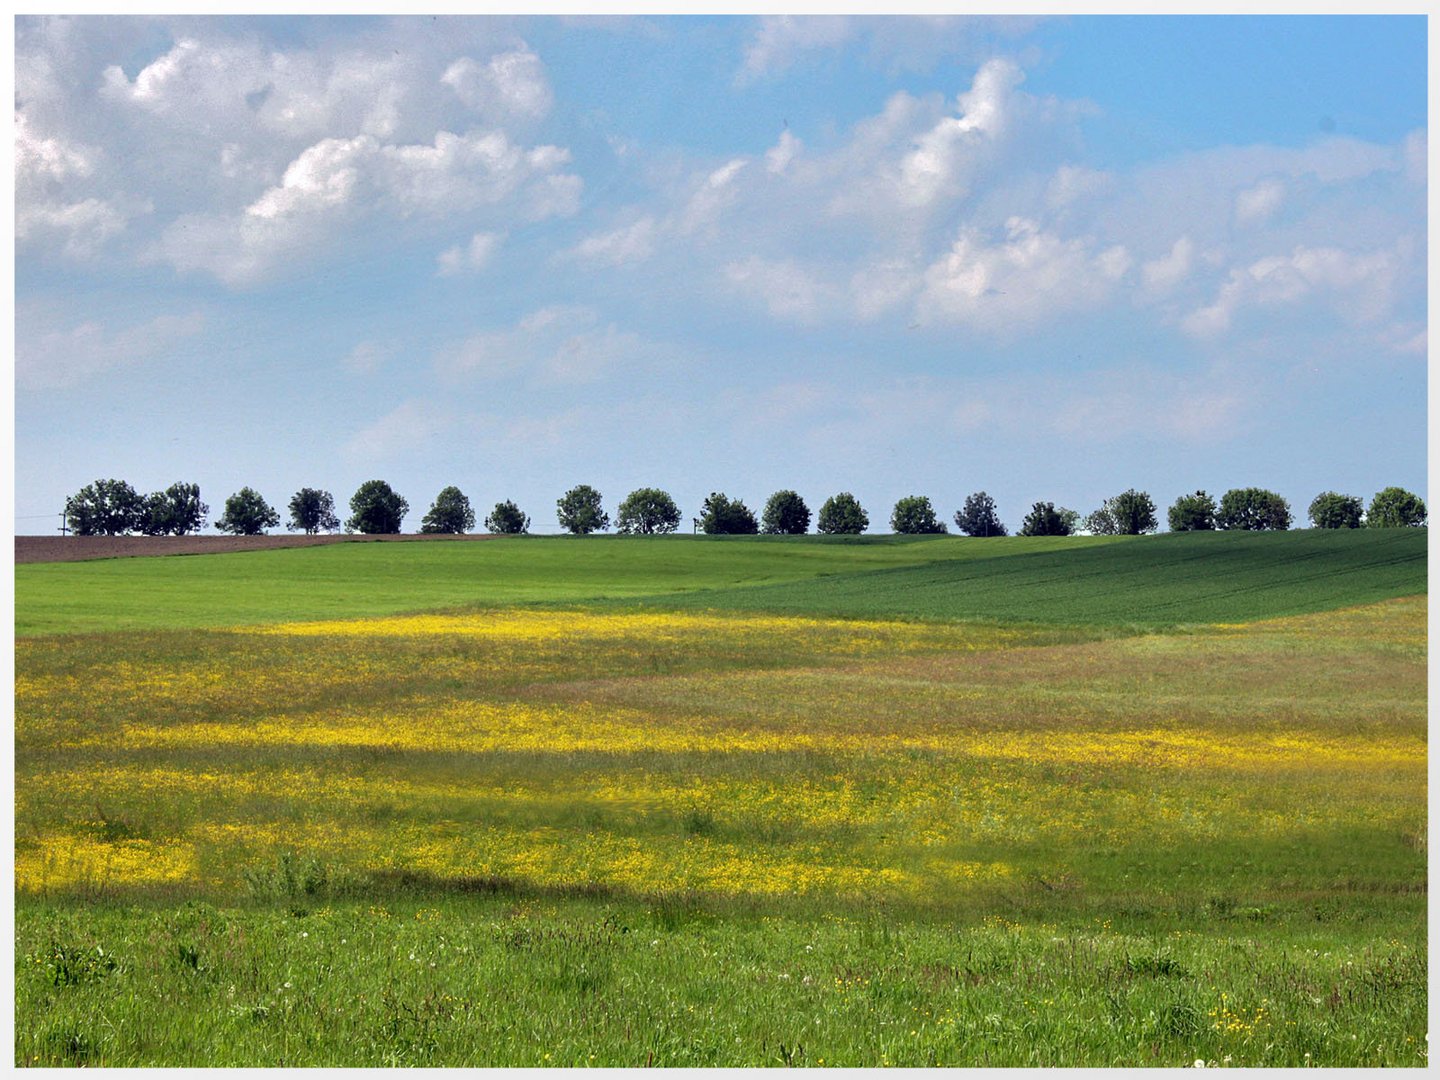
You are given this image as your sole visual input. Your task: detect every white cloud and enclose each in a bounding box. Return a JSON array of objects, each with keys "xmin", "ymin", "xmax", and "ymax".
[
  {"xmin": 17, "ymin": 310, "xmax": 205, "ymax": 390},
  {"xmin": 1183, "ymin": 244, "xmax": 1404, "ymax": 338},
  {"xmin": 765, "ymin": 129, "xmax": 801, "ymax": 175},
  {"xmin": 738, "ymin": 16, "xmax": 853, "ymax": 83},
  {"xmin": 436, "ymin": 230, "xmax": 503, "ymax": 276},
  {"xmin": 441, "ymin": 48, "xmax": 553, "ymax": 123},
  {"xmin": 1140, "ymin": 236, "xmax": 1195, "ymax": 296},
  {"xmin": 1234, "ymin": 177, "xmax": 1285, "ymax": 227},
  {"xmin": 724, "ymin": 258, "xmax": 836, "ymax": 324},
  {"xmin": 435, "ymin": 306, "xmax": 665, "ymax": 387},
  {"xmin": 918, "ymin": 217, "xmax": 1129, "ymax": 334},
  {"xmin": 343, "ymin": 399, "xmax": 457, "ymax": 462},
  {"xmin": 568, "ymin": 217, "xmax": 658, "ymax": 267},
  {"xmin": 340, "ymin": 341, "xmax": 392, "ymax": 375}
]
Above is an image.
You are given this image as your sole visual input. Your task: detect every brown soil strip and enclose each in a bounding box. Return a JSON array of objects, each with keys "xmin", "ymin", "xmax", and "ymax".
[{"xmin": 15, "ymin": 533, "xmax": 498, "ymax": 565}]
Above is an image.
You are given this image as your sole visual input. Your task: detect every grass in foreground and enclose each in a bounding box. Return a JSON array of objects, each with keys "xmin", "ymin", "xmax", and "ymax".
[{"xmin": 15, "ymin": 585, "xmax": 1427, "ymax": 1066}]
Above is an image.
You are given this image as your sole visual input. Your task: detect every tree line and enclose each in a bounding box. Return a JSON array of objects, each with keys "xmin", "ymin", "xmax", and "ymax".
[{"xmin": 60, "ymin": 478, "xmax": 1427, "ymax": 537}]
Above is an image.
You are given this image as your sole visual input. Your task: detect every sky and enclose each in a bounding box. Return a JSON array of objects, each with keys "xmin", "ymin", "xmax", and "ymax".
[{"xmin": 14, "ymin": 14, "xmax": 1428, "ymax": 534}]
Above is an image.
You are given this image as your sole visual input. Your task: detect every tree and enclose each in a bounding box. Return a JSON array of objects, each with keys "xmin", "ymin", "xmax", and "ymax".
[
  {"xmin": 953, "ymin": 491, "xmax": 1007, "ymax": 537},
  {"xmin": 347, "ymin": 480, "xmax": 409, "ymax": 534},
  {"xmin": 1168, "ymin": 490, "xmax": 1217, "ymax": 532},
  {"xmin": 1217, "ymin": 488, "xmax": 1291, "ymax": 531},
  {"xmin": 761, "ymin": 490, "xmax": 811, "ymax": 535},
  {"xmin": 700, "ymin": 492, "xmax": 758, "ymax": 535},
  {"xmin": 557, "ymin": 484, "xmax": 609, "ymax": 535},
  {"xmin": 139, "ymin": 481, "xmax": 208, "ymax": 535},
  {"xmin": 1367, "ymin": 486, "xmax": 1426, "ymax": 528},
  {"xmin": 484, "ymin": 500, "xmax": 530, "ymax": 535},
  {"xmin": 1087, "ymin": 489, "xmax": 1157, "ymax": 535},
  {"xmin": 65, "ymin": 479, "xmax": 144, "ymax": 536},
  {"xmin": 288, "ymin": 488, "xmax": 340, "ymax": 534},
  {"xmin": 817, "ymin": 492, "xmax": 868, "ymax": 535},
  {"xmin": 1019, "ymin": 501, "xmax": 1073, "ymax": 537},
  {"xmin": 890, "ymin": 495, "xmax": 947, "ymax": 535},
  {"xmin": 616, "ymin": 488, "xmax": 682, "ymax": 535},
  {"xmin": 420, "ymin": 486, "xmax": 476, "ymax": 534},
  {"xmin": 217, "ymin": 487, "xmax": 281, "ymax": 535},
  {"xmin": 1308, "ymin": 492, "xmax": 1364, "ymax": 529}
]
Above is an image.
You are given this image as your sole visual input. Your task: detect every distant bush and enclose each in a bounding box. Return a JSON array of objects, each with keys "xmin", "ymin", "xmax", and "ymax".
[
  {"xmin": 1086, "ymin": 490, "xmax": 1157, "ymax": 535},
  {"xmin": 288, "ymin": 488, "xmax": 340, "ymax": 534},
  {"xmin": 420, "ymin": 486, "xmax": 476, "ymax": 534},
  {"xmin": 616, "ymin": 488, "xmax": 681, "ymax": 535},
  {"xmin": 1367, "ymin": 487, "xmax": 1426, "ymax": 528},
  {"xmin": 65, "ymin": 479, "xmax": 144, "ymax": 536},
  {"xmin": 1168, "ymin": 491, "xmax": 1217, "ymax": 532},
  {"xmin": 891, "ymin": 495, "xmax": 947, "ymax": 535},
  {"xmin": 953, "ymin": 491, "xmax": 1007, "ymax": 537},
  {"xmin": 700, "ymin": 492, "xmax": 758, "ymax": 535},
  {"xmin": 816, "ymin": 493, "xmax": 868, "ymax": 535},
  {"xmin": 217, "ymin": 488, "xmax": 280, "ymax": 535},
  {"xmin": 484, "ymin": 500, "xmax": 530, "ymax": 535},
  {"xmin": 1308, "ymin": 492, "xmax": 1364, "ymax": 529},
  {"xmin": 1217, "ymin": 488, "xmax": 1291, "ymax": 531},
  {"xmin": 346, "ymin": 480, "xmax": 409, "ymax": 535},
  {"xmin": 557, "ymin": 485, "xmax": 609, "ymax": 535},
  {"xmin": 138, "ymin": 482, "xmax": 208, "ymax": 536},
  {"xmin": 761, "ymin": 490, "xmax": 811, "ymax": 535},
  {"xmin": 1019, "ymin": 501, "xmax": 1074, "ymax": 537}
]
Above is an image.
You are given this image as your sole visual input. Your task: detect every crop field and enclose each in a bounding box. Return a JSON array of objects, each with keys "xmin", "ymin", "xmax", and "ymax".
[{"xmin": 14, "ymin": 531, "xmax": 1428, "ymax": 1066}]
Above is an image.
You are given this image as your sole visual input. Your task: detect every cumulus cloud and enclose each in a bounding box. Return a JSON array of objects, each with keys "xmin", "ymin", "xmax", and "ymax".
[
  {"xmin": 918, "ymin": 217, "xmax": 1130, "ymax": 334},
  {"xmin": 765, "ymin": 129, "xmax": 801, "ymax": 175},
  {"xmin": 737, "ymin": 15, "xmax": 853, "ymax": 83},
  {"xmin": 567, "ymin": 217, "xmax": 657, "ymax": 267},
  {"xmin": 434, "ymin": 306, "xmax": 666, "ymax": 387},
  {"xmin": 343, "ymin": 398, "xmax": 457, "ymax": 462},
  {"xmin": 441, "ymin": 48, "xmax": 553, "ymax": 123},
  {"xmin": 1234, "ymin": 177, "xmax": 1285, "ymax": 226},
  {"xmin": 1141, "ymin": 236, "xmax": 1195, "ymax": 296},
  {"xmin": 17, "ymin": 309, "xmax": 206, "ymax": 390},
  {"xmin": 436, "ymin": 230, "xmax": 503, "ymax": 276},
  {"xmin": 1182, "ymin": 244, "xmax": 1404, "ymax": 338}
]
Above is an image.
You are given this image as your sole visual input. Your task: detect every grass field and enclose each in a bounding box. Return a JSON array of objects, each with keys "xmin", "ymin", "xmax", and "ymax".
[{"xmin": 14, "ymin": 531, "xmax": 1428, "ymax": 1066}]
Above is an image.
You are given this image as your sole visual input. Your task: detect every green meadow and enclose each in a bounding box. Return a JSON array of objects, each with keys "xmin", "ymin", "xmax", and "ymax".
[{"xmin": 15, "ymin": 531, "xmax": 1428, "ymax": 1066}]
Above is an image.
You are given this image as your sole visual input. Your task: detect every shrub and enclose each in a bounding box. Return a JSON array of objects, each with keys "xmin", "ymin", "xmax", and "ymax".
[
  {"xmin": 420, "ymin": 486, "xmax": 476, "ymax": 534},
  {"xmin": 700, "ymin": 492, "xmax": 758, "ymax": 535},
  {"xmin": 761, "ymin": 490, "xmax": 811, "ymax": 535},
  {"xmin": 557, "ymin": 485, "xmax": 609, "ymax": 535},
  {"xmin": 954, "ymin": 491, "xmax": 1007, "ymax": 537},
  {"xmin": 816, "ymin": 493, "xmax": 868, "ymax": 535},
  {"xmin": 1217, "ymin": 488, "xmax": 1291, "ymax": 531},
  {"xmin": 217, "ymin": 488, "xmax": 281, "ymax": 535},
  {"xmin": 346, "ymin": 480, "xmax": 409, "ymax": 534},
  {"xmin": 288, "ymin": 488, "xmax": 340, "ymax": 534},
  {"xmin": 484, "ymin": 500, "xmax": 530, "ymax": 535},
  {"xmin": 616, "ymin": 488, "xmax": 681, "ymax": 535},
  {"xmin": 1308, "ymin": 492, "xmax": 1364, "ymax": 529},
  {"xmin": 1019, "ymin": 501, "xmax": 1074, "ymax": 537},
  {"xmin": 1168, "ymin": 491, "xmax": 1217, "ymax": 532},
  {"xmin": 891, "ymin": 495, "xmax": 947, "ymax": 534},
  {"xmin": 1367, "ymin": 487, "xmax": 1426, "ymax": 528},
  {"xmin": 65, "ymin": 479, "xmax": 144, "ymax": 536}
]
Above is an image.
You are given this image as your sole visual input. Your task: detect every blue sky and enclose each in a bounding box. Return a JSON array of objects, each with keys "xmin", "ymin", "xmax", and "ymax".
[{"xmin": 15, "ymin": 14, "xmax": 1427, "ymax": 533}]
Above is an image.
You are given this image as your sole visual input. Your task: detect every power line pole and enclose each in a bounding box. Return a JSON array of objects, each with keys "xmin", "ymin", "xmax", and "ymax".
[{"xmin": 58, "ymin": 500, "xmax": 71, "ymax": 537}]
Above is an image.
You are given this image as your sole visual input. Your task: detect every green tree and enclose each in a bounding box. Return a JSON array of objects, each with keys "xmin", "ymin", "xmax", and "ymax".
[
  {"xmin": 953, "ymin": 491, "xmax": 1006, "ymax": 537},
  {"xmin": 347, "ymin": 480, "xmax": 409, "ymax": 534},
  {"xmin": 1168, "ymin": 490, "xmax": 1217, "ymax": 532},
  {"xmin": 288, "ymin": 488, "xmax": 340, "ymax": 534},
  {"xmin": 890, "ymin": 495, "xmax": 947, "ymax": 535},
  {"xmin": 1018, "ymin": 501, "xmax": 1073, "ymax": 537},
  {"xmin": 1308, "ymin": 492, "xmax": 1364, "ymax": 529},
  {"xmin": 1366, "ymin": 486, "xmax": 1426, "ymax": 528},
  {"xmin": 816, "ymin": 492, "xmax": 868, "ymax": 535},
  {"xmin": 139, "ymin": 481, "xmax": 208, "ymax": 536},
  {"xmin": 615, "ymin": 488, "xmax": 682, "ymax": 535},
  {"xmin": 1087, "ymin": 490, "xmax": 1157, "ymax": 535},
  {"xmin": 484, "ymin": 500, "xmax": 530, "ymax": 535},
  {"xmin": 557, "ymin": 485, "xmax": 609, "ymax": 535},
  {"xmin": 761, "ymin": 490, "xmax": 811, "ymax": 535},
  {"xmin": 65, "ymin": 479, "xmax": 144, "ymax": 536},
  {"xmin": 700, "ymin": 492, "xmax": 758, "ymax": 535},
  {"xmin": 420, "ymin": 486, "xmax": 476, "ymax": 534},
  {"xmin": 217, "ymin": 487, "xmax": 281, "ymax": 535},
  {"xmin": 1217, "ymin": 488, "xmax": 1291, "ymax": 531}
]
